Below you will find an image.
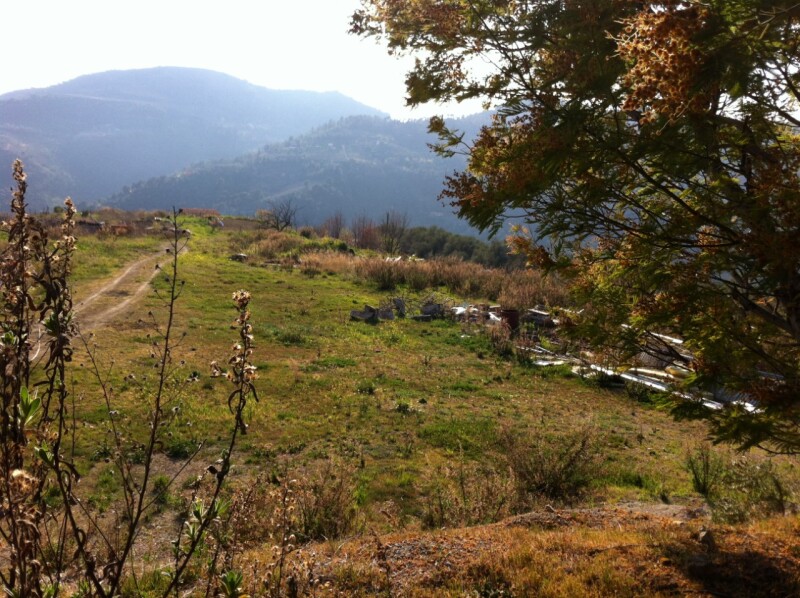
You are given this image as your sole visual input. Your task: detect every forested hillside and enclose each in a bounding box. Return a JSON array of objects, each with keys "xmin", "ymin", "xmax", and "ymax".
[
  {"xmin": 107, "ymin": 113, "xmax": 489, "ymax": 234},
  {"xmin": 0, "ymin": 67, "xmax": 384, "ymax": 207}
]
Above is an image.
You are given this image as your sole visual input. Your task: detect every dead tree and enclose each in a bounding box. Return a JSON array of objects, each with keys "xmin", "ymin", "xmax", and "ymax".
[
  {"xmin": 379, "ymin": 210, "xmax": 408, "ymax": 256},
  {"xmin": 256, "ymin": 198, "xmax": 298, "ymax": 231}
]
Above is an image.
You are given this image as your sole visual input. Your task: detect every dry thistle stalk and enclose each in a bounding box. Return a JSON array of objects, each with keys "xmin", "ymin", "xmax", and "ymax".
[{"xmin": 0, "ymin": 160, "xmax": 77, "ymax": 597}]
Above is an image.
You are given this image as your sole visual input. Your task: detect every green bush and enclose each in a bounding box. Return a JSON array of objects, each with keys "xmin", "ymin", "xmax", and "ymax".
[
  {"xmin": 686, "ymin": 442, "xmax": 725, "ymax": 497},
  {"xmin": 686, "ymin": 444, "xmax": 793, "ymax": 523},
  {"xmin": 151, "ymin": 474, "xmax": 173, "ymax": 506},
  {"xmin": 164, "ymin": 436, "xmax": 198, "ymax": 459},
  {"xmin": 356, "ymin": 379, "xmax": 376, "ymax": 395},
  {"xmin": 502, "ymin": 425, "xmax": 606, "ymax": 504}
]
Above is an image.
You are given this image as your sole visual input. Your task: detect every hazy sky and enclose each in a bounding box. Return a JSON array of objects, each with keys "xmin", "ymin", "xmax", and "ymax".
[{"xmin": 1, "ymin": 0, "xmax": 481, "ymax": 120}]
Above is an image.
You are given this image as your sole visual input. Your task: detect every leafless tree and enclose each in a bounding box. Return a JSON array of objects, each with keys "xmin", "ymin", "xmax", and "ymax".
[
  {"xmin": 320, "ymin": 211, "xmax": 346, "ymax": 239},
  {"xmin": 379, "ymin": 210, "xmax": 409, "ymax": 255},
  {"xmin": 256, "ymin": 198, "xmax": 298, "ymax": 231},
  {"xmin": 352, "ymin": 215, "xmax": 380, "ymax": 250}
]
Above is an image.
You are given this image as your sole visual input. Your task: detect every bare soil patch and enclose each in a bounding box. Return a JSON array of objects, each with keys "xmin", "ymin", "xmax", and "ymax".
[{"xmin": 73, "ymin": 247, "xmax": 169, "ymax": 332}]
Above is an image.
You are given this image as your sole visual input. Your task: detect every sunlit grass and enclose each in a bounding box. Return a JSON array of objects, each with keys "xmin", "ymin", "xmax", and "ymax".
[
  {"xmin": 48, "ymin": 221, "xmax": 800, "ymax": 595},
  {"xmin": 63, "ymin": 225, "xmax": 796, "ymax": 533}
]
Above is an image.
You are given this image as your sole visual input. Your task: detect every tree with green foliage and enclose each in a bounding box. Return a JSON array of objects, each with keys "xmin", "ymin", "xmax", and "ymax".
[
  {"xmin": 401, "ymin": 225, "xmax": 519, "ymax": 267},
  {"xmin": 352, "ymin": 1, "xmax": 800, "ymax": 452}
]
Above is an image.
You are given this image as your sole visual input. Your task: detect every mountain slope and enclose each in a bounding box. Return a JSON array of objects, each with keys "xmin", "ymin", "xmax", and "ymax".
[
  {"xmin": 106, "ymin": 114, "xmax": 487, "ymax": 234},
  {"xmin": 0, "ymin": 67, "xmax": 384, "ymax": 207}
]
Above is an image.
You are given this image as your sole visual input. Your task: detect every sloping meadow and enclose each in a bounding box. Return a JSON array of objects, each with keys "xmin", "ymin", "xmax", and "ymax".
[{"xmin": 61, "ymin": 221, "xmax": 798, "ymax": 591}]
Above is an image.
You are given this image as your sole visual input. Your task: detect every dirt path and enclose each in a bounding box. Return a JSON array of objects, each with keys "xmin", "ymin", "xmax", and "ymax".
[{"xmin": 73, "ymin": 248, "xmax": 168, "ymax": 332}]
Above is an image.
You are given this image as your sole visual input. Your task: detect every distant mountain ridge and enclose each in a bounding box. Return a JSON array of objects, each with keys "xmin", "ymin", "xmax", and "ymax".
[
  {"xmin": 0, "ymin": 67, "xmax": 385, "ymax": 207},
  {"xmin": 107, "ymin": 113, "xmax": 489, "ymax": 235}
]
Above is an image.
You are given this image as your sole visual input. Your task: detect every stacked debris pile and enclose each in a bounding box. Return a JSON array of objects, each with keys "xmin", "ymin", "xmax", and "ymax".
[
  {"xmin": 350, "ymin": 294, "xmax": 453, "ymax": 323},
  {"xmin": 350, "ymin": 293, "xmax": 758, "ymax": 412},
  {"xmin": 451, "ymin": 304, "xmax": 503, "ymax": 325},
  {"xmin": 412, "ymin": 300, "xmax": 445, "ymax": 322},
  {"xmin": 350, "ymin": 304, "xmax": 397, "ymax": 323}
]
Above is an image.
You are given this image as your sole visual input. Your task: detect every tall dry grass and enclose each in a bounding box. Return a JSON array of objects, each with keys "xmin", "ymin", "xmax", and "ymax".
[
  {"xmin": 229, "ymin": 229, "xmax": 306, "ymax": 259},
  {"xmin": 303, "ymin": 252, "xmax": 570, "ymax": 307},
  {"xmin": 226, "ymin": 228, "xmax": 568, "ymax": 310}
]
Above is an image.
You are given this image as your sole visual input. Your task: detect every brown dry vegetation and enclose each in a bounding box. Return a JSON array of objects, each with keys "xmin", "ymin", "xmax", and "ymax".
[
  {"xmin": 243, "ymin": 506, "xmax": 800, "ymax": 597},
  {"xmin": 300, "ymin": 251, "xmax": 570, "ymax": 307}
]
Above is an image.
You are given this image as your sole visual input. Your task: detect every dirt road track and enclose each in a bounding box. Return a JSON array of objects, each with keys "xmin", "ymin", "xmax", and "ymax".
[{"xmin": 73, "ymin": 248, "xmax": 167, "ymax": 332}]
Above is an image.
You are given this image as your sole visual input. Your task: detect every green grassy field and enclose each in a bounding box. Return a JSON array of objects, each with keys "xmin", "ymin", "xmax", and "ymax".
[
  {"xmin": 65, "ymin": 219, "xmax": 790, "ymax": 523},
  {"xmin": 12, "ymin": 218, "xmax": 788, "ymax": 596}
]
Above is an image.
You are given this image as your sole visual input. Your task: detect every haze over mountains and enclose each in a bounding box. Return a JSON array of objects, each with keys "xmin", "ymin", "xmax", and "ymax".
[
  {"xmin": 109, "ymin": 114, "xmax": 484, "ymax": 233},
  {"xmin": 0, "ymin": 67, "xmax": 384, "ymax": 203},
  {"xmin": 0, "ymin": 66, "xmax": 483, "ymax": 233}
]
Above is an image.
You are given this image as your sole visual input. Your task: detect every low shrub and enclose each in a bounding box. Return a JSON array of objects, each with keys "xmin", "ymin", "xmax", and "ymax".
[
  {"xmin": 686, "ymin": 444, "xmax": 794, "ymax": 523},
  {"xmin": 227, "ymin": 457, "xmax": 361, "ymax": 547},
  {"xmin": 420, "ymin": 459, "xmax": 515, "ymax": 528},
  {"xmin": 272, "ymin": 324, "xmax": 309, "ymax": 346},
  {"xmin": 354, "ymin": 258, "xmax": 404, "ymax": 291},
  {"xmin": 346, "ymin": 255, "xmax": 569, "ymax": 308},
  {"xmin": 501, "ymin": 425, "xmax": 606, "ymax": 505},
  {"xmin": 164, "ymin": 436, "xmax": 198, "ymax": 459},
  {"xmin": 151, "ymin": 474, "xmax": 174, "ymax": 506},
  {"xmin": 687, "ymin": 442, "xmax": 725, "ymax": 498},
  {"xmin": 356, "ymin": 379, "xmax": 376, "ymax": 395},
  {"xmin": 489, "ymin": 325, "xmax": 515, "ymax": 359},
  {"xmin": 233, "ymin": 229, "xmax": 305, "ymax": 259}
]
